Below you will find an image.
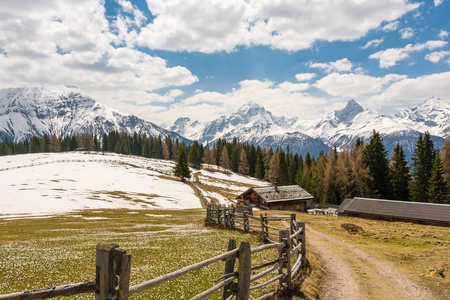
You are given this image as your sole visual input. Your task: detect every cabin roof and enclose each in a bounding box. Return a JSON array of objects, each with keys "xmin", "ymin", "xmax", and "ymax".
[
  {"xmin": 238, "ymin": 185, "xmax": 313, "ymax": 203},
  {"xmin": 337, "ymin": 197, "xmax": 450, "ymax": 224}
]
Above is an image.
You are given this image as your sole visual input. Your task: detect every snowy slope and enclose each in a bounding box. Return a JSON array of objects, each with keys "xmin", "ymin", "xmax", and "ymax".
[
  {"xmin": 0, "ymin": 152, "xmax": 202, "ymax": 217},
  {"xmin": 0, "ymin": 87, "xmax": 189, "ymax": 143},
  {"xmin": 0, "ymin": 152, "xmax": 271, "ymax": 218}
]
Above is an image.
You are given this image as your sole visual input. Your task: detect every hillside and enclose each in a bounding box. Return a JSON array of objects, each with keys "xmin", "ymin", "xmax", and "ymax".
[{"xmin": 0, "ymin": 152, "xmax": 267, "ymax": 218}]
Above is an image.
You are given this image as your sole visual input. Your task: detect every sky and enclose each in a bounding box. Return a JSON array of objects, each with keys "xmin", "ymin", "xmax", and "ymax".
[{"xmin": 0, "ymin": 0, "xmax": 449, "ymax": 126}]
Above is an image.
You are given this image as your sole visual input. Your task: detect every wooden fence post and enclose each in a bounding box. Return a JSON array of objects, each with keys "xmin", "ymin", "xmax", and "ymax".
[
  {"xmin": 206, "ymin": 204, "xmax": 210, "ymax": 221},
  {"xmin": 243, "ymin": 213, "xmax": 249, "ymax": 233},
  {"xmin": 222, "ymin": 239, "xmax": 237, "ymax": 300},
  {"xmin": 95, "ymin": 242, "xmax": 119, "ymax": 300},
  {"xmin": 236, "ymin": 241, "xmax": 251, "ymax": 300},
  {"xmin": 260, "ymin": 214, "xmax": 265, "ymax": 242},
  {"xmin": 298, "ymin": 221, "xmax": 306, "ymax": 267},
  {"xmin": 115, "ymin": 249, "xmax": 132, "ymax": 300},
  {"xmin": 230, "ymin": 207, "xmax": 236, "ymax": 228},
  {"xmin": 278, "ymin": 229, "xmax": 292, "ymax": 290}
]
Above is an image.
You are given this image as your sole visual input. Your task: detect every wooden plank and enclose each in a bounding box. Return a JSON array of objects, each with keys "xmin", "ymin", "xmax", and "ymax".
[
  {"xmin": 249, "ymin": 274, "xmax": 283, "ymax": 291},
  {"xmin": 129, "ymin": 248, "xmax": 239, "ymax": 295},
  {"xmin": 190, "ymin": 277, "xmax": 235, "ymax": 300},
  {"xmin": 0, "ymin": 281, "xmax": 96, "ymax": 300},
  {"xmin": 222, "ymin": 240, "xmax": 237, "ymax": 300},
  {"xmin": 250, "ymin": 263, "xmax": 279, "ymax": 283},
  {"xmin": 236, "ymin": 242, "xmax": 251, "ymax": 300}
]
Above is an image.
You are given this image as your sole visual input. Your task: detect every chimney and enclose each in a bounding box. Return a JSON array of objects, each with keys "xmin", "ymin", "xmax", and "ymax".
[{"xmin": 274, "ymin": 182, "xmax": 278, "ymax": 192}]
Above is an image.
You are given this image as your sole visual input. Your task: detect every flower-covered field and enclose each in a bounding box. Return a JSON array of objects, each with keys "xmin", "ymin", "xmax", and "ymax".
[{"xmin": 0, "ymin": 209, "xmax": 279, "ymax": 299}]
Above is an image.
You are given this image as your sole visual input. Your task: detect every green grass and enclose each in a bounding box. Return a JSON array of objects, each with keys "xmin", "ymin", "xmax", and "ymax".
[{"xmin": 0, "ymin": 209, "xmax": 281, "ymax": 299}]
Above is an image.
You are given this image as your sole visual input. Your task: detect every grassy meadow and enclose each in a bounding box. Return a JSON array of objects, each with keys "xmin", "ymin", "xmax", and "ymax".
[{"xmin": 0, "ymin": 209, "xmax": 283, "ymax": 299}]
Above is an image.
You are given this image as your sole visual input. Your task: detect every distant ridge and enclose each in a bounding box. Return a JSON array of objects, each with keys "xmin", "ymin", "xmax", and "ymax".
[
  {"xmin": 0, "ymin": 87, "xmax": 190, "ymax": 143},
  {"xmin": 167, "ymin": 98, "xmax": 449, "ymax": 158}
]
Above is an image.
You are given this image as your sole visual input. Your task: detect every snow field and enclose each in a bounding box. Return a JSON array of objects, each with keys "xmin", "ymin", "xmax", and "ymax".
[{"xmin": 0, "ymin": 152, "xmax": 201, "ymax": 217}]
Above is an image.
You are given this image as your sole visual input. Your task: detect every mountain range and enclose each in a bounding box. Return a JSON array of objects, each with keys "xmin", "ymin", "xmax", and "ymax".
[
  {"xmin": 0, "ymin": 87, "xmax": 189, "ymax": 143},
  {"xmin": 167, "ymin": 98, "xmax": 449, "ymax": 159},
  {"xmin": 0, "ymin": 87, "xmax": 448, "ymax": 159}
]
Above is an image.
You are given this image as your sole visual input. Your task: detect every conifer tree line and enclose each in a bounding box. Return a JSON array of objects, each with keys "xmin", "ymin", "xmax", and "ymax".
[{"xmin": 1, "ymin": 130, "xmax": 449, "ymax": 204}]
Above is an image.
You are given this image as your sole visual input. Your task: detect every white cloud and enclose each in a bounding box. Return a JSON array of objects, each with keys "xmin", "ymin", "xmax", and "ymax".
[
  {"xmin": 314, "ymin": 73, "xmax": 406, "ymax": 98},
  {"xmin": 152, "ymin": 79, "xmax": 329, "ymax": 124},
  {"xmin": 368, "ymin": 72, "xmax": 450, "ymax": 105},
  {"xmin": 132, "ymin": 0, "xmax": 419, "ymax": 52},
  {"xmin": 307, "ymin": 58, "xmax": 358, "ymax": 73},
  {"xmin": 295, "ymin": 73, "xmax": 316, "ymax": 82},
  {"xmin": 438, "ymin": 30, "xmax": 449, "ymax": 39},
  {"xmin": 425, "ymin": 51, "xmax": 450, "ymax": 63},
  {"xmin": 399, "ymin": 27, "xmax": 415, "ymax": 39},
  {"xmin": 279, "ymin": 82, "xmax": 310, "ymax": 92},
  {"xmin": 382, "ymin": 21, "xmax": 400, "ymax": 32},
  {"xmin": 361, "ymin": 38, "xmax": 384, "ymax": 49},
  {"xmin": 434, "ymin": 0, "xmax": 444, "ymax": 6},
  {"xmin": 0, "ymin": 0, "xmax": 198, "ymax": 111},
  {"xmin": 369, "ymin": 40, "xmax": 448, "ymax": 68}
]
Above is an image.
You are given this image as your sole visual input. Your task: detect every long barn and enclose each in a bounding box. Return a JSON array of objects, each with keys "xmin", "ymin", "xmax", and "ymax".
[{"xmin": 337, "ymin": 197, "xmax": 450, "ymax": 227}]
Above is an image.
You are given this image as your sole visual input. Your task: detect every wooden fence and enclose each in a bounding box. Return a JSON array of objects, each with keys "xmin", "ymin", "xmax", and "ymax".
[{"xmin": 0, "ymin": 215, "xmax": 305, "ymax": 300}]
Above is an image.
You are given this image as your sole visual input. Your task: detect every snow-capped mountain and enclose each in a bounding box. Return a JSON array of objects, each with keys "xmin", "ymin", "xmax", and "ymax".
[
  {"xmin": 395, "ymin": 97, "xmax": 450, "ymax": 137},
  {"xmin": 169, "ymin": 102, "xmax": 328, "ymax": 156},
  {"xmin": 167, "ymin": 98, "xmax": 448, "ymax": 159},
  {"xmin": 0, "ymin": 87, "xmax": 189, "ymax": 143}
]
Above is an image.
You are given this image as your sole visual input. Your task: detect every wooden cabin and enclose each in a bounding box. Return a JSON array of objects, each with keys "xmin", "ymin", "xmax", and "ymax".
[
  {"xmin": 337, "ymin": 197, "xmax": 450, "ymax": 227},
  {"xmin": 236, "ymin": 185, "xmax": 314, "ymax": 212}
]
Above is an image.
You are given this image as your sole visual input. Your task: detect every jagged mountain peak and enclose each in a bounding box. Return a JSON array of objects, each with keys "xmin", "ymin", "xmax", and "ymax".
[
  {"xmin": 236, "ymin": 101, "xmax": 265, "ymax": 115},
  {"xmin": 334, "ymin": 99, "xmax": 364, "ymax": 124}
]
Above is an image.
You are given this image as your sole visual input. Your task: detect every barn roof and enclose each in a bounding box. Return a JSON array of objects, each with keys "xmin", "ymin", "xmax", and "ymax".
[
  {"xmin": 238, "ymin": 185, "xmax": 314, "ymax": 203},
  {"xmin": 337, "ymin": 197, "xmax": 450, "ymax": 224}
]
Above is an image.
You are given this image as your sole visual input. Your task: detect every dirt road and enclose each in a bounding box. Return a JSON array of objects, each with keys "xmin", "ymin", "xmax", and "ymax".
[{"xmin": 306, "ymin": 225, "xmax": 435, "ymax": 300}]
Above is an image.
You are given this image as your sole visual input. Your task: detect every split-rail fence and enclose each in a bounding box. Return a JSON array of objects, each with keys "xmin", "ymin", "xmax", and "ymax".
[{"xmin": 0, "ymin": 206, "xmax": 305, "ymax": 300}]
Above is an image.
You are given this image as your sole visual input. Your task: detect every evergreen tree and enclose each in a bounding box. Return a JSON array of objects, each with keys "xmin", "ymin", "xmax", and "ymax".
[
  {"xmin": 362, "ymin": 130, "xmax": 390, "ymax": 198},
  {"xmin": 188, "ymin": 141, "xmax": 202, "ymax": 169},
  {"xmin": 254, "ymin": 154, "xmax": 264, "ymax": 179},
  {"xmin": 323, "ymin": 148, "xmax": 339, "ymax": 204},
  {"xmin": 102, "ymin": 134, "xmax": 108, "ymax": 152},
  {"xmin": 238, "ymin": 148, "xmax": 249, "ymax": 174},
  {"xmin": 390, "ymin": 143, "xmax": 410, "ymax": 201},
  {"xmin": 142, "ymin": 138, "xmax": 151, "ymax": 158},
  {"xmin": 427, "ymin": 149, "xmax": 446, "ymax": 203},
  {"xmin": 230, "ymin": 146, "xmax": 240, "ymax": 172},
  {"xmin": 411, "ymin": 132, "xmax": 435, "ymax": 202},
  {"xmin": 278, "ymin": 150, "xmax": 289, "ymax": 185},
  {"xmin": 41, "ymin": 134, "xmax": 50, "ymax": 152},
  {"xmin": 29, "ymin": 136, "xmax": 41, "ymax": 153},
  {"xmin": 174, "ymin": 144, "xmax": 190, "ymax": 180},
  {"xmin": 441, "ymin": 138, "xmax": 450, "ymax": 203},
  {"xmin": 0, "ymin": 138, "xmax": 13, "ymax": 156}
]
